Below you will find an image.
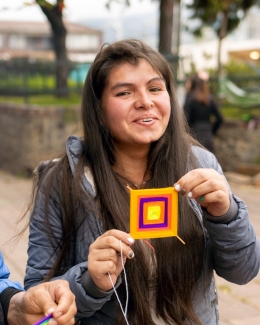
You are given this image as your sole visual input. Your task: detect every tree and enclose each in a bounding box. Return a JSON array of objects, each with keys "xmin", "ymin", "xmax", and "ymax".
[
  {"xmin": 187, "ymin": 0, "xmax": 258, "ymax": 81},
  {"xmin": 159, "ymin": 0, "xmax": 178, "ymax": 55},
  {"xmin": 106, "ymin": 0, "xmax": 180, "ymax": 55},
  {"xmin": 36, "ymin": 0, "xmax": 68, "ymax": 97}
]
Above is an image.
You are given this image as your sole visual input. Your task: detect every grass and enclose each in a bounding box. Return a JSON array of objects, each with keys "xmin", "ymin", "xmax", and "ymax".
[
  {"xmin": 0, "ymin": 73, "xmax": 83, "ymax": 106},
  {"xmin": 220, "ymin": 105, "xmax": 260, "ymax": 120},
  {"xmin": 0, "ymin": 74, "xmax": 55, "ymax": 88},
  {"xmin": 0, "ymin": 92, "xmax": 81, "ymax": 106}
]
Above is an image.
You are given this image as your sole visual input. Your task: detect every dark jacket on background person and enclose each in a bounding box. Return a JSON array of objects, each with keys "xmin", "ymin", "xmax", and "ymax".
[
  {"xmin": 184, "ymin": 94, "xmax": 223, "ymax": 153},
  {"xmin": 24, "ymin": 136, "xmax": 260, "ymax": 325}
]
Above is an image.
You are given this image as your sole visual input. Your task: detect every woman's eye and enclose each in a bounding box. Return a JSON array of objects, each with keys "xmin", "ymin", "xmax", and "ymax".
[
  {"xmin": 116, "ymin": 91, "xmax": 130, "ymax": 97},
  {"xmin": 150, "ymin": 87, "xmax": 161, "ymax": 92}
]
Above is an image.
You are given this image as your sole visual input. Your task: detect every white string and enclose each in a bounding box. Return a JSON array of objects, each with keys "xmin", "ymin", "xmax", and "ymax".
[{"xmin": 108, "ymin": 240, "xmax": 130, "ymax": 325}]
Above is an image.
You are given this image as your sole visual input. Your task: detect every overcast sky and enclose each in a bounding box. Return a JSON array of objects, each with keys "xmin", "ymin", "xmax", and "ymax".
[{"xmin": 0, "ymin": 0, "xmax": 159, "ymax": 22}]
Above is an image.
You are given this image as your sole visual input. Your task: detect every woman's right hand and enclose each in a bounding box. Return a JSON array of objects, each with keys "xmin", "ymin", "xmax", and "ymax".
[{"xmin": 88, "ymin": 230, "xmax": 135, "ymax": 291}]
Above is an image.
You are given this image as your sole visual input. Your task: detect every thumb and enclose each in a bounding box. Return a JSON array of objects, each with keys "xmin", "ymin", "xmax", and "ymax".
[{"xmin": 29, "ymin": 289, "xmax": 58, "ymax": 316}]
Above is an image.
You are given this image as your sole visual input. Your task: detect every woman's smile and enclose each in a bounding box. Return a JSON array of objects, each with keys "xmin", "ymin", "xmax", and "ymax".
[{"xmin": 134, "ymin": 114, "xmax": 158, "ymax": 125}]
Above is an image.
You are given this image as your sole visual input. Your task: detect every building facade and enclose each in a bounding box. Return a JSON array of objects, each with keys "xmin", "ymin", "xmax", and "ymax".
[{"xmin": 0, "ymin": 20, "xmax": 102, "ymax": 62}]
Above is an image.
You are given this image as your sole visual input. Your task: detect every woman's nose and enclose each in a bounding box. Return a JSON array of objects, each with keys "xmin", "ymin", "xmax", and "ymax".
[{"xmin": 134, "ymin": 92, "xmax": 153, "ymax": 110}]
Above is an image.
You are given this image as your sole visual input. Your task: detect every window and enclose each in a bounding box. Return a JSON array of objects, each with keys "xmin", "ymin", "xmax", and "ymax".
[
  {"xmin": 8, "ymin": 35, "xmax": 27, "ymax": 49},
  {"xmin": 66, "ymin": 34, "xmax": 99, "ymax": 50},
  {"xmin": 27, "ymin": 37, "xmax": 52, "ymax": 50},
  {"xmin": 246, "ymin": 15, "xmax": 258, "ymax": 39},
  {"xmin": 88, "ymin": 35, "xmax": 99, "ymax": 49}
]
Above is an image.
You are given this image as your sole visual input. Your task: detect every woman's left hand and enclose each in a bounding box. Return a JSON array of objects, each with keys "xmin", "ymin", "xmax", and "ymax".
[{"xmin": 174, "ymin": 168, "xmax": 230, "ymax": 217}]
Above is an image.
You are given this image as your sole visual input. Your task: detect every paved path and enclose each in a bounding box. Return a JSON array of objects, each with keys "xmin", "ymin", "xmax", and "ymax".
[{"xmin": 0, "ymin": 170, "xmax": 259, "ymax": 324}]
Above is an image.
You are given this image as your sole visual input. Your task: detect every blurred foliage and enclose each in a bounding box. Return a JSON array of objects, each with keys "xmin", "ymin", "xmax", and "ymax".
[
  {"xmin": 223, "ymin": 60, "xmax": 260, "ymax": 91},
  {"xmin": 204, "ymin": 59, "xmax": 260, "ymax": 94},
  {"xmin": 187, "ymin": 0, "xmax": 258, "ymax": 38},
  {"xmin": 219, "ymin": 104, "xmax": 260, "ymax": 120},
  {"xmin": 223, "ymin": 59, "xmax": 260, "ymax": 76}
]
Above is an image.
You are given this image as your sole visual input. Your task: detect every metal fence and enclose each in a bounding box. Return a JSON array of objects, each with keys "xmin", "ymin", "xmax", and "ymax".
[{"xmin": 0, "ymin": 59, "xmax": 92, "ymax": 98}]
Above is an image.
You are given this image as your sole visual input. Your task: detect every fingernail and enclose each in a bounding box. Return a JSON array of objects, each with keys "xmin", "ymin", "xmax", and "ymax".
[
  {"xmin": 174, "ymin": 184, "xmax": 181, "ymax": 191},
  {"xmin": 128, "ymin": 251, "xmax": 135, "ymax": 259},
  {"xmin": 199, "ymin": 196, "xmax": 204, "ymax": 202},
  {"xmin": 127, "ymin": 237, "xmax": 134, "ymax": 244},
  {"xmin": 46, "ymin": 308, "xmax": 55, "ymax": 316},
  {"xmin": 188, "ymin": 191, "xmax": 192, "ymax": 198},
  {"xmin": 180, "ymin": 189, "xmax": 186, "ymax": 196}
]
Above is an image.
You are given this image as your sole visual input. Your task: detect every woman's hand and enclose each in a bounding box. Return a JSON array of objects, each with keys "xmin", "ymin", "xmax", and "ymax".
[
  {"xmin": 88, "ymin": 230, "xmax": 135, "ymax": 291},
  {"xmin": 174, "ymin": 168, "xmax": 230, "ymax": 217}
]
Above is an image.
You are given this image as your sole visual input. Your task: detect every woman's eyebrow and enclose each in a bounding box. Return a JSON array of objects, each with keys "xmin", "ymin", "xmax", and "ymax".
[
  {"xmin": 110, "ymin": 82, "xmax": 133, "ymax": 91},
  {"xmin": 147, "ymin": 77, "xmax": 165, "ymax": 84},
  {"xmin": 110, "ymin": 77, "xmax": 165, "ymax": 91}
]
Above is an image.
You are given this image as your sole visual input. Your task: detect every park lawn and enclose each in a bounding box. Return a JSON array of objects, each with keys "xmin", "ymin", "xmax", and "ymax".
[
  {"xmin": 221, "ymin": 105, "xmax": 260, "ymax": 121},
  {"xmin": 0, "ymin": 93, "xmax": 81, "ymax": 106}
]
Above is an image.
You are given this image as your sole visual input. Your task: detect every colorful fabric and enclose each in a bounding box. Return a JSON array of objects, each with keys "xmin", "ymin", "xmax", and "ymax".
[{"xmin": 129, "ymin": 187, "xmax": 178, "ymax": 239}]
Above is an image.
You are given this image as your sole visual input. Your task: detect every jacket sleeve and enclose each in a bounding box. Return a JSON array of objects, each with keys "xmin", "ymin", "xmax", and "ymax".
[
  {"xmin": 200, "ymin": 150, "xmax": 260, "ymax": 284},
  {"xmin": 0, "ymin": 252, "xmax": 24, "ymax": 294},
  {"xmin": 183, "ymin": 94, "xmax": 194, "ymax": 127},
  {"xmin": 24, "ymin": 181, "xmax": 115, "ymax": 320},
  {"xmin": 204, "ymin": 194, "xmax": 260, "ymax": 284},
  {"xmin": 210, "ymin": 97, "xmax": 223, "ymax": 135}
]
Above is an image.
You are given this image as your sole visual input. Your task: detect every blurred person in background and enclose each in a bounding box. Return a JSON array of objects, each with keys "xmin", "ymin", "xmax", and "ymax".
[{"xmin": 184, "ymin": 73, "xmax": 223, "ymax": 153}]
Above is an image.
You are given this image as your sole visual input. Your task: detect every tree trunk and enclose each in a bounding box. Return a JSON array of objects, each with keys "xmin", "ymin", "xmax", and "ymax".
[
  {"xmin": 171, "ymin": 0, "xmax": 181, "ymax": 56},
  {"xmin": 217, "ymin": 10, "xmax": 228, "ymax": 89},
  {"xmin": 159, "ymin": 0, "xmax": 175, "ymax": 55},
  {"xmin": 39, "ymin": 4, "xmax": 68, "ymax": 97}
]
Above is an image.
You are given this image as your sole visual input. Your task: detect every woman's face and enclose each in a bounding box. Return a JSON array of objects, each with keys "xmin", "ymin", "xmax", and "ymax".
[{"xmin": 101, "ymin": 59, "xmax": 171, "ymax": 151}]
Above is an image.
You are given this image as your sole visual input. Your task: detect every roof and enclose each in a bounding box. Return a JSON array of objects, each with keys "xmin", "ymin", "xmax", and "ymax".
[{"xmin": 0, "ymin": 20, "xmax": 102, "ymax": 37}]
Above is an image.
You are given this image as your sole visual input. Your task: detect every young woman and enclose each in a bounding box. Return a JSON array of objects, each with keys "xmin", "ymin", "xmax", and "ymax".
[
  {"xmin": 24, "ymin": 39, "xmax": 260, "ymax": 325},
  {"xmin": 184, "ymin": 74, "xmax": 223, "ymax": 153}
]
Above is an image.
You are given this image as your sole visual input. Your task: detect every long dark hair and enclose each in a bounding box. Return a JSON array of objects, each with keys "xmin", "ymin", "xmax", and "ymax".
[
  {"xmin": 187, "ymin": 74, "xmax": 210, "ymax": 105},
  {"xmin": 28, "ymin": 39, "xmax": 205, "ymax": 325}
]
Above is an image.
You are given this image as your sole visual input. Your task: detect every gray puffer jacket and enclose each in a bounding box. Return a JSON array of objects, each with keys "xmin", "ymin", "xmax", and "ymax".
[{"xmin": 24, "ymin": 135, "xmax": 260, "ymax": 325}]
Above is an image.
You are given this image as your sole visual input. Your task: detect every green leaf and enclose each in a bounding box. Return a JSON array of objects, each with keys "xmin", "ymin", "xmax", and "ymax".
[{"xmin": 187, "ymin": 0, "xmax": 258, "ymax": 37}]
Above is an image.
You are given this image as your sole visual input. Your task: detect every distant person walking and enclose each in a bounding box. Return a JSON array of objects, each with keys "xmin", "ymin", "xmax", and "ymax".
[{"xmin": 184, "ymin": 73, "xmax": 223, "ymax": 153}]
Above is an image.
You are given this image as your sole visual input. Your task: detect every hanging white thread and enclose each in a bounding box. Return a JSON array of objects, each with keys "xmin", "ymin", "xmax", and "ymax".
[{"xmin": 108, "ymin": 240, "xmax": 130, "ymax": 325}]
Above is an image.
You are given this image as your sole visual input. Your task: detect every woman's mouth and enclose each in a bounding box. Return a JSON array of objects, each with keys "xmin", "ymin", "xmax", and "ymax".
[{"xmin": 136, "ymin": 118, "xmax": 155, "ymax": 123}]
